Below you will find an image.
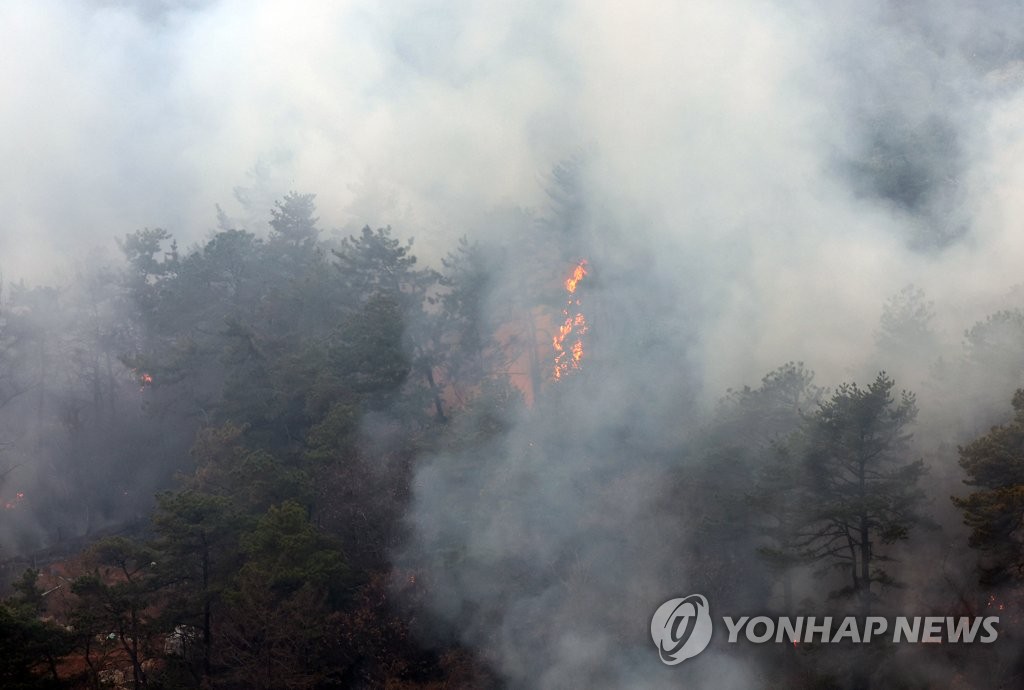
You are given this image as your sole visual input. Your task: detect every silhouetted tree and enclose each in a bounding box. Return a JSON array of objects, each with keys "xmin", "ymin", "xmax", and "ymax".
[
  {"xmin": 799, "ymin": 373, "xmax": 926, "ymax": 613},
  {"xmin": 954, "ymin": 389, "xmax": 1024, "ymax": 584}
]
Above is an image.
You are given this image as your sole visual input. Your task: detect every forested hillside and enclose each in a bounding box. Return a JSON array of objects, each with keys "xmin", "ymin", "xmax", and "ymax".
[
  {"xmin": 0, "ymin": 189, "xmax": 1022, "ymax": 688},
  {"xmin": 7, "ymin": 2, "xmax": 1024, "ymax": 689}
]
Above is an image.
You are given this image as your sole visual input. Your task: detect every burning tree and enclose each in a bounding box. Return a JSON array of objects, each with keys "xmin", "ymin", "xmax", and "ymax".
[{"xmin": 552, "ymin": 260, "xmax": 589, "ymax": 381}]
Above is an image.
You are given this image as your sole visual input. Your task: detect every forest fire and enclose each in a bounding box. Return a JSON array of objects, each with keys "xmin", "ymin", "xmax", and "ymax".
[
  {"xmin": 564, "ymin": 260, "xmax": 587, "ymax": 294},
  {"xmin": 553, "ymin": 260, "xmax": 589, "ymax": 381}
]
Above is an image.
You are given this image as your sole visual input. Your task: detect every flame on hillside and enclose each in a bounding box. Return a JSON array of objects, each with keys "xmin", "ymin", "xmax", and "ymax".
[{"xmin": 553, "ymin": 260, "xmax": 589, "ymax": 381}]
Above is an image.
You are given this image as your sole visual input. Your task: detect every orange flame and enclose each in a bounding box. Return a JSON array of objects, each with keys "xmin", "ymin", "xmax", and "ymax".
[
  {"xmin": 130, "ymin": 368, "xmax": 153, "ymax": 389},
  {"xmin": 565, "ymin": 260, "xmax": 587, "ymax": 294},
  {"xmin": 132, "ymin": 370, "xmax": 153, "ymax": 391},
  {"xmin": 4, "ymin": 491, "xmax": 25, "ymax": 510},
  {"xmin": 553, "ymin": 260, "xmax": 589, "ymax": 380}
]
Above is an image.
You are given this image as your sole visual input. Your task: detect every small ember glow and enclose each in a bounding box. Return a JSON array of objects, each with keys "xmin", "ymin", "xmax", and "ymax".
[
  {"xmin": 133, "ymin": 370, "xmax": 154, "ymax": 391},
  {"xmin": 553, "ymin": 260, "xmax": 589, "ymax": 380},
  {"xmin": 4, "ymin": 491, "xmax": 25, "ymax": 510}
]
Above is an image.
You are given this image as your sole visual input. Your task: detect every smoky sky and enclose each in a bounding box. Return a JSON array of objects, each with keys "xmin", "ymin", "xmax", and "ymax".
[{"xmin": 4, "ymin": 0, "xmax": 1024, "ymax": 394}]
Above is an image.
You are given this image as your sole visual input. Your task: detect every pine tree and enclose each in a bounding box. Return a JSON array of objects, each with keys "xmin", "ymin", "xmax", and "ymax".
[
  {"xmin": 953, "ymin": 389, "xmax": 1024, "ymax": 584},
  {"xmin": 799, "ymin": 373, "xmax": 927, "ymax": 612}
]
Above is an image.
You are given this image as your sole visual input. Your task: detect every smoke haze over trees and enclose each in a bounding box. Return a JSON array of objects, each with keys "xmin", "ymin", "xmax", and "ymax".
[{"xmin": 5, "ymin": 1, "xmax": 1024, "ymax": 688}]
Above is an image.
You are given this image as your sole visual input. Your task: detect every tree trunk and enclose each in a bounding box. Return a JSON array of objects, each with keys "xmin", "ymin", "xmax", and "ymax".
[
  {"xmin": 202, "ymin": 536, "xmax": 212, "ymax": 679},
  {"xmin": 859, "ymin": 515, "xmax": 871, "ymax": 616},
  {"xmin": 423, "ymin": 365, "xmax": 446, "ymax": 422},
  {"xmin": 525, "ymin": 311, "xmax": 543, "ymax": 404}
]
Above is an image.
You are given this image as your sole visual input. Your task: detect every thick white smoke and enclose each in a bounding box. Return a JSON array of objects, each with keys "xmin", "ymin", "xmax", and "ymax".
[{"xmin": 6, "ymin": 1, "xmax": 1024, "ymax": 685}]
